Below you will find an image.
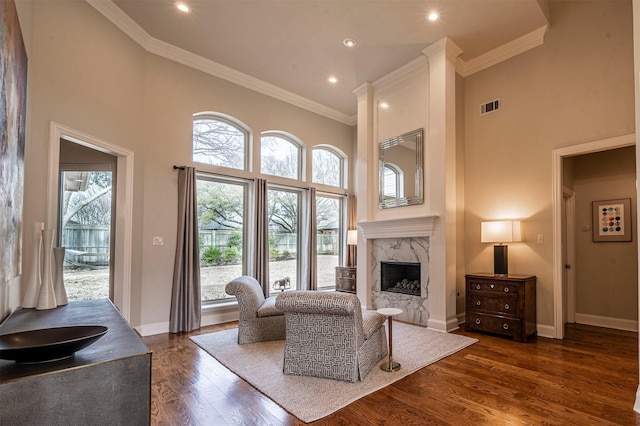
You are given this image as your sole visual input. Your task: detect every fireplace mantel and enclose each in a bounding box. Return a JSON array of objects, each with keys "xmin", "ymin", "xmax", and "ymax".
[{"xmin": 358, "ymin": 216, "xmax": 438, "ymax": 239}]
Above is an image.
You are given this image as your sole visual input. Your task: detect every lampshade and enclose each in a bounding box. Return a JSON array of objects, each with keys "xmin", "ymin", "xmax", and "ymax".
[
  {"xmin": 347, "ymin": 230, "xmax": 358, "ymax": 245},
  {"xmin": 481, "ymin": 221, "xmax": 521, "ymax": 244}
]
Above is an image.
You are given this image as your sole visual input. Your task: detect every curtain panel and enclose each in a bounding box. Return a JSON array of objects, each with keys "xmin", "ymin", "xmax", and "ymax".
[
  {"xmin": 253, "ymin": 178, "xmax": 270, "ymax": 298},
  {"xmin": 302, "ymin": 187, "xmax": 317, "ymax": 290},
  {"xmin": 169, "ymin": 166, "xmax": 201, "ymax": 333}
]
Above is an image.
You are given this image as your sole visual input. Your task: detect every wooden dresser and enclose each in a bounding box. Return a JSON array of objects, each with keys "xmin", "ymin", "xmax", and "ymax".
[
  {"xmin": 465, "ymin": 273, "xmax": 537, "ymax": 342},
  {"xmin": 335, "ymin": 266, "xmax": 356, "ymax": 293}
]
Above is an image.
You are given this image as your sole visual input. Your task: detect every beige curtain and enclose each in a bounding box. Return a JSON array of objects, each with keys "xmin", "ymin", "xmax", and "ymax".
[
  {"xmin": 169, "ymin": 166, "xmax": 201, "ymax": 333},
  {"xmin": 346, "ymin": 193, "xmax": 357, "ymax": 267},
  {"xmin": 302, "ymin": 187, "xmax": 317, "ymax": 290},
  {"xmin": 253, "ymin": 178, "xmax": 270, "ymax": 298}
]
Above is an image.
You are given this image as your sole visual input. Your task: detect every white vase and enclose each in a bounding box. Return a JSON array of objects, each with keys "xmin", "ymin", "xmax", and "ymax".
[
  {"xmin": 23, "ymin": 222, "xmax": 44, "ymax": 308},
  {"xmin": 53, "ymin": 247, "xmax": 68, "ymax": 306},
  {"xmin": 36, "ymin": 229, "xmax": 57, "ymax": 310}
]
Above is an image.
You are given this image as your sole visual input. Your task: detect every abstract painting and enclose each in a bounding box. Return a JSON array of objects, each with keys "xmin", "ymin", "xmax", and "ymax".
[{"xmin": 0, "ymin": 0, "xmax": 27, "ymax": 283}]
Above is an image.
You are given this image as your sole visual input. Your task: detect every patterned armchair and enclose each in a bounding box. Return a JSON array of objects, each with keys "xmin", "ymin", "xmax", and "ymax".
[
  {"xmin": 225, "ymin": 276, "xmax": 286, "ymax": 344},
  {"xmin": 275, "ymin": 291, "xmax": 388, "ymax": 382}
]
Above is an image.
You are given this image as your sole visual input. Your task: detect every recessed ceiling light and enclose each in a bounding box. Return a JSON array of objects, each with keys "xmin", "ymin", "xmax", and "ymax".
[
  {"xmin": 328, "ymin": 76, "xmax": 338, "ymax": 84},
  {"xmin": 379, "ymin": 101, "xmax": 389, "ymax": 109},
  {"xmin": 428, "ymin": 12, "xmax": 439, "ymax": 21},
  {"xmin": 343, "ymin": 38, "xmax": 357, "ymax": 48},
  {"xmin": 175, "ymin": 2, "xmax": 190, "ymax": 13}
]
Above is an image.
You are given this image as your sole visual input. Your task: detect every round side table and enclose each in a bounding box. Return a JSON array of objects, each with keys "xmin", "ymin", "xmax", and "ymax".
[{"xmin": 377, "ymin": 307, "xmax": 402, "ymax": 372}]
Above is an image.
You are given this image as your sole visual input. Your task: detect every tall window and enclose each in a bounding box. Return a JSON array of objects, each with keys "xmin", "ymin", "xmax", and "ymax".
[
  {"xmin": 196, "ymin": 175, "xmax": 248, "ymax": 304},
  {"xmin": 193, "ymin": 115, "xmax": 249, "ymax": 171},
  {"xmin": 316, "ymin": 194, "xmax": 342, "ymax": 289},
  {"xmin": 261, "ymin": 133, "xmax": 302, "ymax": 179},
  {"xmin": 267, "ymin": 187, "xmax": 301, "ymax": 295},
  {"xmin": 312, "ymin": 147, "xmax": 343, "ymax": 187}
]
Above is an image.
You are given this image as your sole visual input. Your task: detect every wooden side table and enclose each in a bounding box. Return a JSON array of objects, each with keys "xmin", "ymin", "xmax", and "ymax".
[
  {"xmin": 377, "ymin": 307, "xmax": 402, "ymax": 372},
  {"xmin": 335, "ymin": 266, "xmax": 356, "ymax": 293}
]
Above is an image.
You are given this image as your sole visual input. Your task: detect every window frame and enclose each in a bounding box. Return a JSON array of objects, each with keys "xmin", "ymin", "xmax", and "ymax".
[
  {"xmin": 315, "ymin": 192, "xmax": 344, "ymax": 290},
  {"xmin": 312, "ymin": 145, "xmax": 346, "ymax": 189},
  {"xmin": 196, "ymin": 172, "xmax": 251, "ymax": 305},
  {"xmin": 260, "ymin": 131, "xmax": 305, "ymax": 181},
  {"xmin": 266, "ymin": 183, "xmax": 303, "ymax": 296},
  {"xmin": 192, "ymin": 112, "xmax": 252, "ymax": 172}
]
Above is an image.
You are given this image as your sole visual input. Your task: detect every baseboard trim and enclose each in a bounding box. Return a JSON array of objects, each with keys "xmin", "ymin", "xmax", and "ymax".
[
  {"xmin": 135, "ymin": 305, "xmax": 240, "ymax": 337},
  {"xmin": 574, "ymin": 313, "xmax": 638, "ymax": 332}
]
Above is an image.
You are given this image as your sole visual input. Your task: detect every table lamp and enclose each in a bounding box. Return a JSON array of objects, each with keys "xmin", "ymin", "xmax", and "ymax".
[
  {"xmin": 481, "ymin": 220, "xmax": 521, "ymax": 276},
  {"xmin": 347, "ymin": 230, "xmax": 358, "ymax": 267}
]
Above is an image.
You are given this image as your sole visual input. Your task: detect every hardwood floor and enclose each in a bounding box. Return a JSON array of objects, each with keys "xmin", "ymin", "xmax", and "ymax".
[{"xmin": 143, "ymin": 323, "xmax": 640, "ymax": 425}]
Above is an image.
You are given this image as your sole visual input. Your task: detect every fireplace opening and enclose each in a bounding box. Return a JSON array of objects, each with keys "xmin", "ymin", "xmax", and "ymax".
[{"xmin": 380, "ymin": 261, "xmax": 421, "ymax": 296}]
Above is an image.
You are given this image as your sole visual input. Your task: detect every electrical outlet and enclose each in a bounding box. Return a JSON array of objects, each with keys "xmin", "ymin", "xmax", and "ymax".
[
  {"xmin": 152, "ymin": 236, "xmax": 164, "ymax": 246},
  {"xmin": 537, "ymin": 234, "xmax": 544, "ymax": 244}
]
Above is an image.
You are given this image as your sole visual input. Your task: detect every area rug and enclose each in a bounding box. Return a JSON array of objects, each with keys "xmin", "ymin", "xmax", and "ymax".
[{"xmin": 190, "ymin": 322, "xmax": 477, "ymax": 423}]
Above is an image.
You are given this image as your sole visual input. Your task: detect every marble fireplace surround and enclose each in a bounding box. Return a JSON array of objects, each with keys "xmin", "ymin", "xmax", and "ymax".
[{"xmin": 359, "ymin": 216, "xmax": 437, "ymax": 326}]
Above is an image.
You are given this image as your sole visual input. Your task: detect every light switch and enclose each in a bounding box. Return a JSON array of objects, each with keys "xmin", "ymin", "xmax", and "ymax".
[{"xmin": 152, "ymin": 236, "xmax": 164, "ymax": 246}]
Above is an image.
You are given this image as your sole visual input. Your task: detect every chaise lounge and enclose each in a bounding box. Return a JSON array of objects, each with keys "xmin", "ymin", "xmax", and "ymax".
[
  {"xmin": 225, "ymin": 276, "xmax": 286, "ymax": 344},
  {"xmin": 275, "ymin": 291, "xmax": 389, "ymax": 382}
]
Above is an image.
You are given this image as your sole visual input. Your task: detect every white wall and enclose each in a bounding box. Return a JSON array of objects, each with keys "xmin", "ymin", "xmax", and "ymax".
[{"xmin": 18, "ymin": 0, "xmax": 354, "ymax": 330}]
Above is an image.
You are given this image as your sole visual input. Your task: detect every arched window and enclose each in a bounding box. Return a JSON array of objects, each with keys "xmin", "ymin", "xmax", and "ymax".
[
  {"xmin": 312, "ymin": 146, "xmax": 344, "ymax": 188},
  {"xmin": 192, "ymin": 113, "xmax": 250, "ymax": 171},
  {"xmin": 383, "ymin": 163, "xmax": 404, "ymax": 198},
  {"xmin": 260, "ymin": 132, "xmax": 303, "ymax": 180}
]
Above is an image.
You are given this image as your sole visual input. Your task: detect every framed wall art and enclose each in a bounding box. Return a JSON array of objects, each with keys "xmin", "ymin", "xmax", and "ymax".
[{"xmin": 592, "ymin": 198, "xmax": 632, "ymax": 242}]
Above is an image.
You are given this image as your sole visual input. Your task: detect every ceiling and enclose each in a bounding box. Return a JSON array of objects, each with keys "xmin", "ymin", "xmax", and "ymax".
[{"xmin": 103, "ymin": 0, "xmax": 550, "ymax": 121}]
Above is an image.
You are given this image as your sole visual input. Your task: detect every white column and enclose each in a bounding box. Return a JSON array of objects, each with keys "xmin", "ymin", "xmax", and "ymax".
[
  {"xmin": 353, "ymin": 82, "xmax": 374, "ymax": 308},
  {"xmin": 422, "ymin": 37, "xmax": 462, "ymax": 331}
]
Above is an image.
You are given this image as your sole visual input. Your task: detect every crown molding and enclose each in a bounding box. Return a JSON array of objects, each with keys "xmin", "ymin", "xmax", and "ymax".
[
  {"xmin": 86, "ymin": 0, "xmax": 356, "ymax": 126},
  {"xmin": 456, "ymin": 25, "xmax": 548, "ymax": 77},
  {"xmin": 372, "ymin": 55, "xmax": 429, "ymax": 92}
]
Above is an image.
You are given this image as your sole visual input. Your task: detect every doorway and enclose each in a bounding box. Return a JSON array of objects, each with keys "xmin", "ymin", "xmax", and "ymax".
[
  {"xmin": 552, "ymin": 134, "xmax": 637, "ymax": 339},
  {"xmin": 46, "ymin": 122, "xmax": 134, "ymax": 321}
]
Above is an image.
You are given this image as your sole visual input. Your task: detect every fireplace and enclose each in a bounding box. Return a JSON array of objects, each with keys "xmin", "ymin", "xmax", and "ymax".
[{"xmin": 380, "ymin": 261, "xmax": 421, "ymax": 296}]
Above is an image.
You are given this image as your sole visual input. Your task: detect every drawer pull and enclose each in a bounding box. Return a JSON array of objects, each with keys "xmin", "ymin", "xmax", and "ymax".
[
  {"xmin": 504, "ymin": 287, "xmax": 510, "ymax": 293},
  {"xmin": 475, "ymin": 319, "xmax": 481, "ymax": 325},
  {"xmin": 503, "ymin": 323, "xmax": 509, "ymax": 330},
  {"xmin": 490, "ymin": 284, "xmax": 495, "ymax": 289},
  {"xmin": 476, "ymin": 284, "xmax": 481, "ymax": 290},
  {"xmin": 476, "ymin": 301, "xmax": 481, "ymax": 306},
  {"xmin": 504, "ymin": 304, "xmax": 510, "ymax": 310}
]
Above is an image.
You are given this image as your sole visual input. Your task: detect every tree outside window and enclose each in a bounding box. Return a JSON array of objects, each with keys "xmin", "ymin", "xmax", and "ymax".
[{"xmin": 261, "ymin": 134, "xmax": 300, "ymax": 179}]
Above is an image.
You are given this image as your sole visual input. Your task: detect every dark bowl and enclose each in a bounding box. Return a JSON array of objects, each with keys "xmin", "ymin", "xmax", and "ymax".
[{"xmin": 0, "ymin": 325, "xmax": 108, "ymax": 363}]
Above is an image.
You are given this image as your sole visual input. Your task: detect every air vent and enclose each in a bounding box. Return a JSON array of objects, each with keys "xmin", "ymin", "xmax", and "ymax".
[{"xmin": 480, "ymin": 98, "xmax": 500, "ymax": 116}]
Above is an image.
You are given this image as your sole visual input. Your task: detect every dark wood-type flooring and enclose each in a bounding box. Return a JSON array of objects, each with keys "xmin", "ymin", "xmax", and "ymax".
[{"xmin": 143, "ymin": 322, "xmax": 640, "ymax": 425}]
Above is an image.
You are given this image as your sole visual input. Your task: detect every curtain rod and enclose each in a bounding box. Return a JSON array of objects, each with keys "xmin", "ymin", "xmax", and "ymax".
[{"xmin": 173, "ymin": 165, "xmax": 186, "ymax": 170}]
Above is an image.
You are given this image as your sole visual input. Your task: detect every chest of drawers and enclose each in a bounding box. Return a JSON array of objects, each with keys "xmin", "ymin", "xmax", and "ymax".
[
  {"xmin": 465, "ymin": 273, "xmax": 537, "ymax": 342},
  {"xmin": 336, "ymin": 266, "xmax": 357, "ymax": 293}
]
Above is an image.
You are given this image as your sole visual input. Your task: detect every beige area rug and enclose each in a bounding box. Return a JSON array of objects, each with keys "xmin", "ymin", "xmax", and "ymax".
[{"xmin": 190, "ymin": 322, "xmax": 477, "ymax": 423}]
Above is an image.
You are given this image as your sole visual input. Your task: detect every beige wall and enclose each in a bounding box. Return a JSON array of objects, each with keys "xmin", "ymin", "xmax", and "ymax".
[
  {"xmin": 464, "ymin": 0, "xmax": 635, "ymax": 327},
  {"xmin": 572, "ymin": 146, "xmax": 637, "ymax": 321},
  {"xmin": 15, "ymin": 1, "xmax": 354, "ymax": 328}
]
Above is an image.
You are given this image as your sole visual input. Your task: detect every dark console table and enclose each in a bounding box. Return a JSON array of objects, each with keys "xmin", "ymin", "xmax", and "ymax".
[{"xmin": 0, "ymin": 299, "xmax": 151, "ymax": 425}]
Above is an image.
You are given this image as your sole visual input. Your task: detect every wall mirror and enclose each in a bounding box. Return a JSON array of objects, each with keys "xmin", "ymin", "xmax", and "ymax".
[{"xmin": 379, "ymin": 128, "xmax": 423, "ymax": 209}]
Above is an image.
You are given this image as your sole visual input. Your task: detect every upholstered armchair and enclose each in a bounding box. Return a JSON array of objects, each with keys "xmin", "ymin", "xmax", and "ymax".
[
  {"xmin": 225, "ymin": 276, "xmax": 286, "ymax": 344},
  {"xmin": 275, "ymin": 291, "xmax": 388, "ymax": 382}
]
